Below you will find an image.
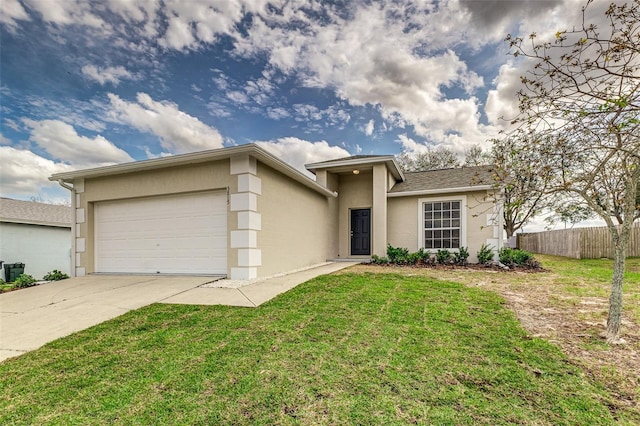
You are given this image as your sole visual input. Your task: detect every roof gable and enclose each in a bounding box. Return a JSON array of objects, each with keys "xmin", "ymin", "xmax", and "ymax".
[{"xmin": 49, "ymin": 144, "xmax": 337, "ymax": 199}]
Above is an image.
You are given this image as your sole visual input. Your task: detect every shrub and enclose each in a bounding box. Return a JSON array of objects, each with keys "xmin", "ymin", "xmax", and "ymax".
[
  {"xmin": 499, "ymin": 248, "xmax": 538, "ymax": 268},
  {"xmin": 436, "ymin": 249, "xmax": 452, "ymax": 264},
  {"xmin": 407, "ymin": 251, "xmax": 422, "ymax": 264},
  {"xmin": 387, "ymin": 245, "xmax": 410, "ymax": 264},
  {"xmin": 453, "ymin": 246, "xmax": 470, "ymax": 266},
  {"xmin": 43, "ymin": 269, "xmax": 69, "ymax": 281},
  {"xmin": 477, "ymin": 243, "xmax": 495, "ymax": 264},
  {"xmin": 416, "ymin": 248, "xmax": 434, "ymax": 264},
  {"xmin": 370, "ymin": 255, "xmax": 389, "ymax": 265},
  {"xmin": 13, "ymin": 274, "xmax": 37, "ymax": 288}
]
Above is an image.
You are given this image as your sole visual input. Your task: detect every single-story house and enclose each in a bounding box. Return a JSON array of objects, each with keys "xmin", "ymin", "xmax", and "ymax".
[
  {"xmin": 49, "ymin": 144, "xmax": 503, "ymax": 280},
  {"xmin": 0, "ymin": 198, "xmax": 72, "ymax": 280}
]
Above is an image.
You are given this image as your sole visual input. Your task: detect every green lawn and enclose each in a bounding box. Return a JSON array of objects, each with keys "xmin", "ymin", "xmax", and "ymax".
[{"xmin": 0, "ymin": 273, "xmax": 630, "ymax": 425}]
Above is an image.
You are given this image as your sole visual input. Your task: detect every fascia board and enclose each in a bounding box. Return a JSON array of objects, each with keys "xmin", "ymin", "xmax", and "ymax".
[{"xmin": 387, "ymin": 185, "xmax": 493, "ymax": 197}]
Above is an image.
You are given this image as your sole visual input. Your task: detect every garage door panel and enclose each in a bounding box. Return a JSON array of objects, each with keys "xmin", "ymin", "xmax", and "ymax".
[{"xmin": 95, "ymin": 191, "xmax": 227, "ymax": 275}]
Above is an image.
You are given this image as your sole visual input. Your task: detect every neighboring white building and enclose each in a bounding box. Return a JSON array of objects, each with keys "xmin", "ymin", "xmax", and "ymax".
[{"xmin": 0, "ymin": 198, "xmax": 72, "ymax": 281}]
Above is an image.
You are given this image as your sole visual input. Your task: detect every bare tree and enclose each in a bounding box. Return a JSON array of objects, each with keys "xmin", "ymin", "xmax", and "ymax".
[
  {"xmin": 505, "ymin": 0, "xmax": 640, "ymax": 342},
  {"xmin": 490, "ymin": 136, "xmax": 556, "ymax": 237},
  {"xmin": 463, "ymin": 144, "xmax": 492, "ymax": 166},
  {"xmin": 396, "ymin": 146, "xmax": 460, "ymax": 172}
]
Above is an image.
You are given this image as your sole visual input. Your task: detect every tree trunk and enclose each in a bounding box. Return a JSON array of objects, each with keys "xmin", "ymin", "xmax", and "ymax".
[{"xmin": 605, "ymin": 235, "xmax": 627, "ymax": 343}]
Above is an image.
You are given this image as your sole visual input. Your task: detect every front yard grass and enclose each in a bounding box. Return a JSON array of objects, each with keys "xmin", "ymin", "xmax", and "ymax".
[{"xmin": 0, "ymin": 271, "xmax": 632, "ymax": 425}]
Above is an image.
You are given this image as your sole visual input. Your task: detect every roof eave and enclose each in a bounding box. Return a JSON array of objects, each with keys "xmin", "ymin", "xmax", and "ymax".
[
  {"xmin": 306, "ymin": 156, "xmax": 405, "ymax": 181},
  {"xmin": 1, "ymin": 218, "xmax": 72, "ymax": 228},
  {"xmin": 387, "ymin": 185, "xmax": 494, "ymax": 197}
]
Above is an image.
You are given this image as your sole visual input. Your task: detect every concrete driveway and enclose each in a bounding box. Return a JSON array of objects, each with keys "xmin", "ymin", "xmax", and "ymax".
[
  {"xmin": 0, "ymin": 275, "xmax": 215, "ymax": 362},
  {"xmin": 0, "ymin": 262, "xmax": 358, "ymax": 362}
]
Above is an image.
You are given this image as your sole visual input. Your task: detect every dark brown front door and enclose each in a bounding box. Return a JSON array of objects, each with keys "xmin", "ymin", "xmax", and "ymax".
[{"xmin": 351, "ymin": 209, "xmax": 371, "ymax": 255}]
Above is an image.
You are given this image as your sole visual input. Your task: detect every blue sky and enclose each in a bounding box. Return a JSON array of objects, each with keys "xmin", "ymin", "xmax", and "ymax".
[{"xmin": 1, "ymin": 0, "xmax": 597, "ymax": 206}]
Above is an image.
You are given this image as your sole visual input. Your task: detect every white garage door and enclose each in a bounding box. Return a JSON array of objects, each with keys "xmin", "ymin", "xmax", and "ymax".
[{"xmin": 95, "ymin": 191, "xmax": 227, "ymax": 275}]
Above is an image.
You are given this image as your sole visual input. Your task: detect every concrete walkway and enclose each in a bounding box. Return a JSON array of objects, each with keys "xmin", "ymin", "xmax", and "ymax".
[{"xmin": 0, "ymin": 262, "xmax": 358, "ymax": 362}]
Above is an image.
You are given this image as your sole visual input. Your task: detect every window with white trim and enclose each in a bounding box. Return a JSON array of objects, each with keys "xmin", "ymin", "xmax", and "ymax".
[{"xmin": 423, "ymin": 200, "xmax": 462, "ymax": 249}]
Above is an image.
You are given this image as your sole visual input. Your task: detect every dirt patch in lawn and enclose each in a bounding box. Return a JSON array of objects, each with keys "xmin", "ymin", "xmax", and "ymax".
[{"xmin": 339, "ymin": 264, "xmax": 640, "ymax": 417}]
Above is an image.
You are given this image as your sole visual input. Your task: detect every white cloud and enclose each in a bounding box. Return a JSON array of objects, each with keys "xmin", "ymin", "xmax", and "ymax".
[
  {"xmin": 364, "ymin": 119, "xmax": 374, "ymax": 136},
  {"xmin": 267, "ymin": 107, "xmax": 289, "ymax": 120},
  {"xmin": 23, "ymin": 0, "xmax": 107, "ymax": 29},
  {"xmin": 81, "ymin": 64, "xmax": 134, "ymax": 86},
  {"xmin": 485, "ymin": 62, "xmax": 522, "ymax": 129},
  {"xmin": 0, "ymin": 146, "xmax": 71, "ymax": 198},
  {"xmin": 255, "ymin": 137, "xmax": 350, "ymax": 178},
  {"xmin": 23, "ymin": 119, "xmax": 133, "ymax": 167},
  {"xmin": 107, "ymin": 92, "xmax": 225, "ymax": 154},
  {"xmin": 0, "ymin": 0, "xmax": 30, "ymax": 31}
]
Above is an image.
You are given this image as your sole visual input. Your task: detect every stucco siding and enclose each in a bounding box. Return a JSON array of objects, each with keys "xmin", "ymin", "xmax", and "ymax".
[
  {"xmin": 388, "ymin": 190, "xmax": 500, "ymax": 263},
  {"xmin": 0, "ymin": 223, "xmax": 71, "ymax": 280},
  {"xmin": 256, "ymin": 163, "xmax": 337, "ymax": 276}
]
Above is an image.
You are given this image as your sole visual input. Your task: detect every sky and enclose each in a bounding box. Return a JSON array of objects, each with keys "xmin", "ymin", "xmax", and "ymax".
[{"xmin": 0, "ymin": 0, "xmax": 616, "ymax": 229}]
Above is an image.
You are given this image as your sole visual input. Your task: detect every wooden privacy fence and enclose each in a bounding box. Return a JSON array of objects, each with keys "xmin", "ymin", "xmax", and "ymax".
[{"xmin": 517, "ymin": 223, "xmax": 640, "ymax": 259}]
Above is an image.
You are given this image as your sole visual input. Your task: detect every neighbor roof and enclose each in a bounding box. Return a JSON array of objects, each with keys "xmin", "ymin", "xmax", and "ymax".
[
  {"xmin": 0, "ymin": 198, "xmax": 72, "ymax": 228},
  {"xmin": 388, "ymin": 165, "xmax": 498, "ymax": 196}
]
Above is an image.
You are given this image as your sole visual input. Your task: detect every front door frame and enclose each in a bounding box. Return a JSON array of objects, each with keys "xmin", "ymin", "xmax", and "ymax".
[{"xmin": 350, "ymin": 208, "xmax": 371, "ymax": 256}]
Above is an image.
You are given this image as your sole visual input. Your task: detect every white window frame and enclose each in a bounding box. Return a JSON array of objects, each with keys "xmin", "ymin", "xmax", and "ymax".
[{"xmin": 417, "ymin": 195, "xmax": 467, "ymax": 252}]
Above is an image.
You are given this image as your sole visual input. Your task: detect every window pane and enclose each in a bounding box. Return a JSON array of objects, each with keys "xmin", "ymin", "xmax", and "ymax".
[{"xmin": 423, "ymin": 199, "xmax": 463, "ymax": 252}]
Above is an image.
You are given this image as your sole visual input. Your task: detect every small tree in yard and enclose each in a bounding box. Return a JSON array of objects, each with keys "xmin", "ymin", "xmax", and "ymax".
[
  {"xmin": 491, "ymin": 135, "xmax": 556, "ymax": 237},
  {"xmin": 505, "ymin": 0, "xmax": 640, "ymax": 342}
]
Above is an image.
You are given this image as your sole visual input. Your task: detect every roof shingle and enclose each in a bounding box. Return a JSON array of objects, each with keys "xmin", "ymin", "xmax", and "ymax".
[
  {"xmin": 0, "ymin": 198, "xmax": 72, "ymax": 227},
  {"xmin": 389, "ymin": 165, "xmax": 497, "ymax": 193}
]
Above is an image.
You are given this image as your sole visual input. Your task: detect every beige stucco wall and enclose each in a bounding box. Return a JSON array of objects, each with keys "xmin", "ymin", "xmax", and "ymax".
[
  {"xmin": 387, "ymin": 190, "xmax": 500, "ymax": 263},
  {"xmin": 256, "ymin": 163, "xmax": 338, "ymax": 276},
  {"xmin": 75, "ymin": 160, "xmax": 235, "ymax": 275}
]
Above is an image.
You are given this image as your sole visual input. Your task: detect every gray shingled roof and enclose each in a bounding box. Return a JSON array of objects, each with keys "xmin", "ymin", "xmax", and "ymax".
[
  {"xmin": 0, "ymin": 198, "xmax": 72, "ymax": 227},
  {"xmin": 389, "ymin": 165, "xmax": 497, "ymax": 193}
]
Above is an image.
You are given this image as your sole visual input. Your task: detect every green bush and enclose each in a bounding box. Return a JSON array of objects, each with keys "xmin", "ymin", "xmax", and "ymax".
[
  {"xmin": 13, "ymin": 274, "xmax": 37, "ymax": 288},
  {"xmin": 387, "ymin": 245, "xmax": 410, "ymax": 264},
  {"xmin": 43, "ymin": 270, "xmax": 69, "ymax": 281},
  {"xmin": 499, "ymin": 248, "xmax": 538, "ymax": 268},
  {"xmin": 477, "ymin": 243, "xmax": 495, "ymax": 264},
  {"xmin": 436, "ymin": 249, "xmax": 452, "ymax": 264},
  {"xmin": 453, "ymin": 246, "xmax": 470, "ymax": 266},
  {"xmin": 370, "ymin": 255, "xmax": 389, "ymax": 264}
]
